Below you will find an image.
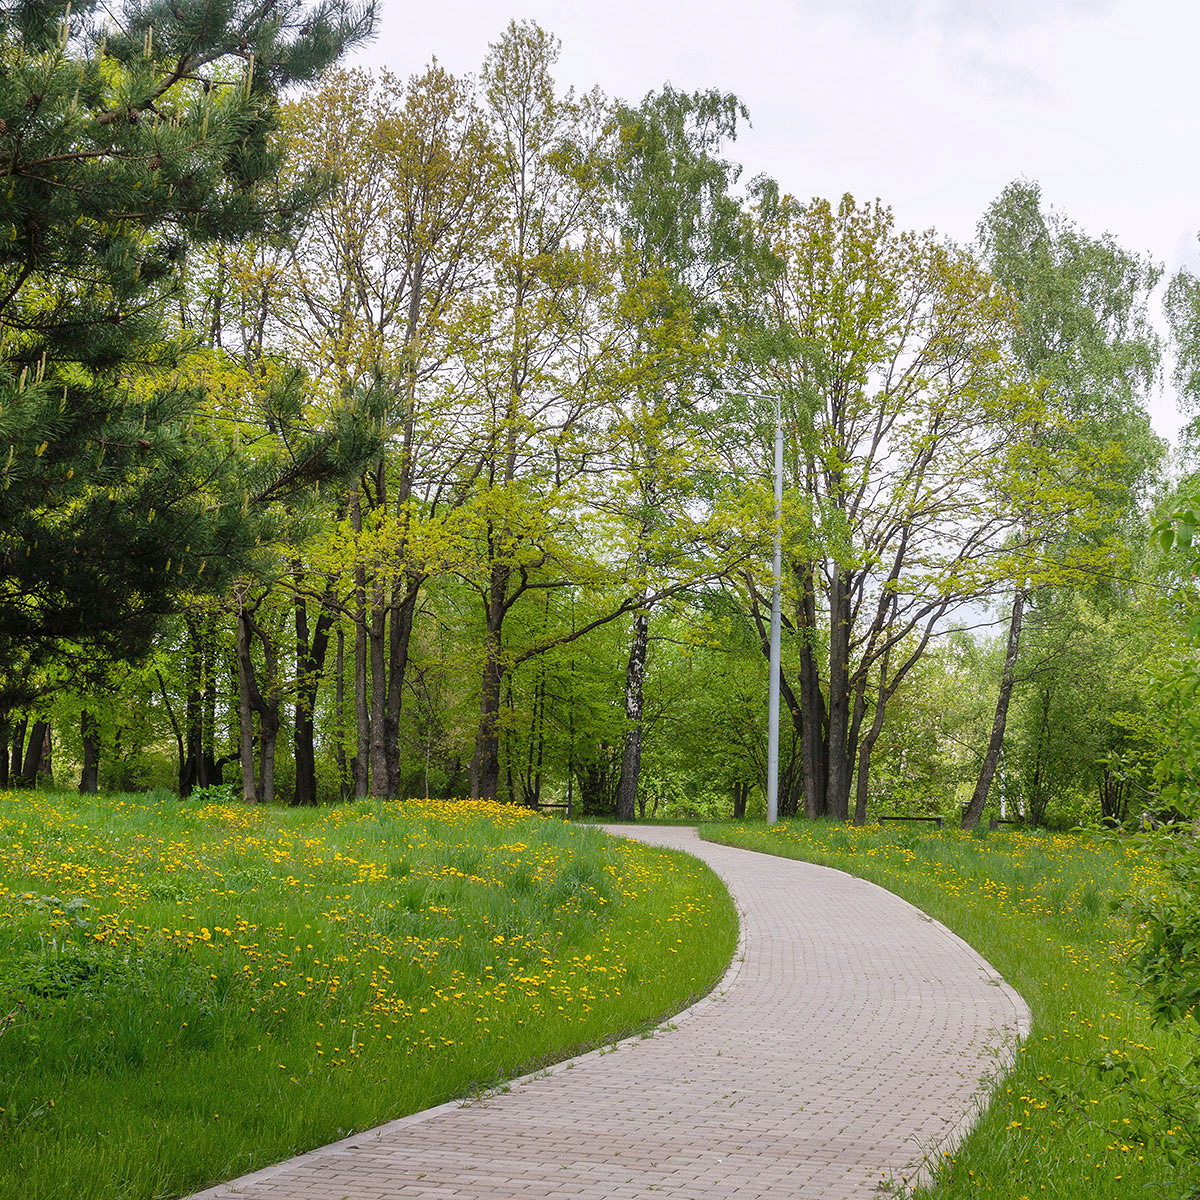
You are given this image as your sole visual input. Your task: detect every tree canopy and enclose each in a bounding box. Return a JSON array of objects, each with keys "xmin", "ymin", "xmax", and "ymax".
[{"xmin": 0, "ymin": 18, "xmax": 1186, "ymax": 841}]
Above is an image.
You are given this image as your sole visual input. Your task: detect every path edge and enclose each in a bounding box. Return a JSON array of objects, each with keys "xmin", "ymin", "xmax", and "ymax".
[{"xmin": 696, "ymin": 828, "xmax": 1033, "ymax": 1196}]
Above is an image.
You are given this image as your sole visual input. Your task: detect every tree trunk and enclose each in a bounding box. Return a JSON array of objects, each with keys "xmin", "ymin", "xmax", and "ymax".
[
  {"xmin": 530, "ymin": 665, "xmax": 546, "ymax": 806},
  {"xmin": 79, "ymin": 710, "xmax": 100, "ymax": 794},
  {"xmin": 385, "ymin": 578, "xmax": 421, "ymax": 796},
  {"xmin": 235, "ymin": 594, "xmax": 281, "ymax": 805},
  {"xmin": 1027, "ymin": 686, "xmax": 1052, "ymax": 826},
  {"xmin": 779, "ymin": 742, "xmax": 804, "ymax": 820},
  {"xmin": 293, "ymin": 576, "xmax": 336, "ymax": 807},
  {"xmin": 202, "ymin": 611, "xmax": 219, "ymax": 786},
  {"xmin": 224, "ymin": 643, "xmax": 239, "ymax": 785},
  {"xmin": 503, "ymin": 677, "xmax": 518, "ymax": 807},
  {"xmin": 733, "ymin": 780, "xmax": 749, "ymax": 819},
  {"xmin": 746, "ymin": 570, "xmax": 811, "ymax": 818},
  {"xmin": 382, "ymin": 262, "xmax": 428, "ymax": 799},
  {"xmin": 9, "ymin": 719, "xmax": 26, "ymax": 786},
  {"xmin": 368, "ymin": 584, "xmax": 390, "ymax": 799},
  {"xmin": 472, "ymin": 561, "xmax": 510, "ymax": 804},
  {"xmin": 351, "ymin": 494, "xmax": 370, "ymax": 799},
  {"xmin": 179, "ymin": 616, "xmax": 203, "ymax": 795},
  {"xmin": 471, "ymin": 250, "xmax": 524, "ymax": 806},
  {"xmin": 576, "ymin": 749, "xmax": 619, "ymax": 816},
  {"xmin": 825, "ymin": 565, "xmax": 853, "ymax": 820},
  {"xmin": 258, "ymin": 627, "xmax": 280, "ymax": 807},
  {"xmin": 473, "ymin": 636, "xmax": 505, "ymax": 803},
  {"xmin": 615, "ymin": 609, "xmax": 649, "ymax": 821},
  {"xmin": 259, "ymin": 710, "xmax": 278, "ymax": 805},
  {"xmin": 235, "ymin": 597, "xmax": 259, "ymax": 804},
  {"xmin": 154, "ymin": 668, "xmax": 185, "ymax": 794},
  {"xmin": 517, "ymin": 657, "xmax": 547, "ymax": 807},
  {"xmin": 1099, "ymin": 766, "xmax": 1128, "ymax": 824},
  {"xmin": 295, "ymin": 580, "xmax": 317, "ymax": 807},
  {"xmin": 335, "ymin": 627, "xmax": 350, "ymax": 799},
  {"xmin": 853, "ymin": 650, "xmax": 890, "ymax": 825},
  {"xmin": 365, "ymin": 459, "xmax": 390, "ymax": 799},
  {"xmin": 796, "ymin": 565, "xmax": 828, "ymax": 819},
  {"xmin": 36, "ymin": 724, "xmax": 52, "ymax": 785},
  {"xmin": 963, "ymin": 588, "xmax": 1026, "ymax": 831},
  {"xmin": 20, "ymin": 720, "xmax": 48, "ymax": 784}
]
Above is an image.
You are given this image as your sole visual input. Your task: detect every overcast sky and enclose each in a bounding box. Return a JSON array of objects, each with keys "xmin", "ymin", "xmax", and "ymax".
[{"xmin": 349, "ymin": 0, "xmax": 1197, "ymax": 441}]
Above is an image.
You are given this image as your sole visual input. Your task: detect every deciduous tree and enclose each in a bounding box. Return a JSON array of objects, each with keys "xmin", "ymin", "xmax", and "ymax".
[{"xmin": 740, "ymin": 190, "xmax": 1031, "ymax": 822}]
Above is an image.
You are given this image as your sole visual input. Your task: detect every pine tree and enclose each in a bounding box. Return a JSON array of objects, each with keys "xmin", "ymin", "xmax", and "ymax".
[{"xmin": 0, "ymin": 0, "xmax": 375, "ymax": 709}]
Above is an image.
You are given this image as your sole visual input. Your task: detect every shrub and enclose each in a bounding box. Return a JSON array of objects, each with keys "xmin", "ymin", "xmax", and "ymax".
[{"xmin": 1100, "ymin": 830, "xmax": 1200, "ymax": 1196}]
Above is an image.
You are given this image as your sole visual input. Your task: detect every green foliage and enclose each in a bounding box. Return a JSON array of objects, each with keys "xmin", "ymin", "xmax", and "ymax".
[
  {"xmin": 980, "ymin": 179, "xmax": 1161, "ymax": 437},
  {"xmin": 1006, "ymin": 587, "xmax": 1169, "ymax": 827},
  {"xmin": 1127, "ymin": 835, "xmax": 1200, "ymax": 1026},
  {"xmin": 1069, "ymin": 502, "xmax": 1200, "ymax": 1195},
  {"xmin": 976, "ymin": 183, "xmax": 1163, "ymax": 572},
  {"xmin": 1165, "ymin": 249, "xmax": 1200, "ymax": 450},
  {"xmin": 957, "ymin": 180, "xmax": 1165, "ymax": 832},
  {"xmin": 866, "ymin": 633, "xmax": 996, "ymax": 816},
  {"xmin": 1140, "ymin": 499, "xmax": 1200, "ymax": 822},
  {"xmin": 728, "ymin": 186, "xmax": 1061, "ymax": 821},
  {"xmin": 1092, "ymin": 832, "xmax": 1200, "ymax": 1196},
  {"xmin": 0, "ymin": 7, "xmax": 1180, "ymax": 883}
]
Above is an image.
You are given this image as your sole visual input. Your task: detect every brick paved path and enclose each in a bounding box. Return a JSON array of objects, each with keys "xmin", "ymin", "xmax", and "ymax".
[{"xmin": 191, "ymin": 826, "xmax": 1030, "ymax": 1199}]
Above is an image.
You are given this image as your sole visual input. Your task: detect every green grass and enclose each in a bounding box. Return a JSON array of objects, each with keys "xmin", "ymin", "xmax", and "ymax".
[
  {"xmin": 0, "ymin": 790, "xmax": 737, "ymax": 1200},
  {"xmin": 701, "ymin": 819, "xmax": 1191, "ymax": 1200}
]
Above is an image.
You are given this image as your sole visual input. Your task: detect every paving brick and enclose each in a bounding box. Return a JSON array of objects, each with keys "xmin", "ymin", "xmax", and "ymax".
[{"xmin": 189, "ymin": 826, "xmax": 1030, "ymax": 1199}]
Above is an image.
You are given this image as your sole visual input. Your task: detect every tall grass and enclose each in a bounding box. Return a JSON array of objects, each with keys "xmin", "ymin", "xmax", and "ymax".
[
  {"xmin": 702, "ymin": 819, "xmax": 1189, "ymax": 1200},
  {"xmin": 0, "ymin": 791, "xmax": 737, "ymax": 1200}
]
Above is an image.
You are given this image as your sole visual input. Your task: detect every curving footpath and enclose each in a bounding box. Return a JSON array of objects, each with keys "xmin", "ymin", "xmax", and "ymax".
[{"xmin": 191, "ymin": 825, "xmax": 1030, "ymax": 1200}]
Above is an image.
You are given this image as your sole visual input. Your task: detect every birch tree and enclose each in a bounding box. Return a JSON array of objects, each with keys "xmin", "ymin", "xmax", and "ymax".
[
  {"xmin": 962, "ymin": 180, "xmax": 1161, "ymax": 829},
  {"xmin": 602, "ymin": 85, "xmax": 757, "ymax": 820}
]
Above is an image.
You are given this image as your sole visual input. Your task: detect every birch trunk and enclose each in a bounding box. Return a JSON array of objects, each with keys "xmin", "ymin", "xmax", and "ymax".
[
  {"xmin": 615, "ymin": 609, "xmax": 649, "ymax": 821},
  {"xmin": 963, "ymin": 588, "xmax": 1026, "ymax": 831}
]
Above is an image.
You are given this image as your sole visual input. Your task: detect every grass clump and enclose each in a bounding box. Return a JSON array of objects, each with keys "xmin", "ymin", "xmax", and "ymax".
[
  {"xmin": 701, "ymin": 819, "xmax": 1191, "ymax": 1200},
  {"xmin": 0, "ymin": 790, "xmax": 736, "ymax": 1200}
]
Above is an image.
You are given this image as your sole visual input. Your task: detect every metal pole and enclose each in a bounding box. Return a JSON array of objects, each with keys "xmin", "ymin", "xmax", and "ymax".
[{"xmin": 767, "ymin": 399, "xmax": 782, "ymax": 825}]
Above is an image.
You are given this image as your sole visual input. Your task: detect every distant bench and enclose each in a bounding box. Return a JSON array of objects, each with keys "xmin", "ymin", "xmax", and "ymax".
[
  {"xmin": 878, "ymin": 815, "xmax": 943, "ymax": 828},
  {"xmin": 537, "ymin": 801, "xmax": 572, "ymax": 819}
]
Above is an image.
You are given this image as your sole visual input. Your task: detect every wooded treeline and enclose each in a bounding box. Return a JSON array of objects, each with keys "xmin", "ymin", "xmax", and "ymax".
[{"xmin": 5, "ymin": 8, "xmax": 1198, "ymax": 828}]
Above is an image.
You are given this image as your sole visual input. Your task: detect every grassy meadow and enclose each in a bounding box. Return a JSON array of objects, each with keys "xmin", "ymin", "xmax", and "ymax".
[
  {"xmin": 0, "ymin": 790, "xmax": 737, "ymax": 1200},
  {"xmin": 702, "ymin": 819, "xmax": 1191, "ymax": 1200}
]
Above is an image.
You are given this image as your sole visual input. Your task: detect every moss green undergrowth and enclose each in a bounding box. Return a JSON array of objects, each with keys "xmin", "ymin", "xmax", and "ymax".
[
  {"xmin": 701, "ymin": 819, "xmax": 1190, "ymax": 1200},
  {"xmin": 0, "ymin": 791, "xmax": 737, "ymax": 1200}
]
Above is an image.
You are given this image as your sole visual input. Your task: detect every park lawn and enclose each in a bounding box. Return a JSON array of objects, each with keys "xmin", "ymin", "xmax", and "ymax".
[
  {"xmin": 0, "ymin": 791, "xmax": 737, "ymax": 1200},
  {"xmin": 701, "ymin": 819, "xmax": 1191, "ymax": 1200}
]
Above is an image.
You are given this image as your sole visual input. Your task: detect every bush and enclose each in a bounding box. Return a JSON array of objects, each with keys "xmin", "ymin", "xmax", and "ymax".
[{"xmin": 1097, "ymin": 830, "xmax": 1200, "ymax": 1196}]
